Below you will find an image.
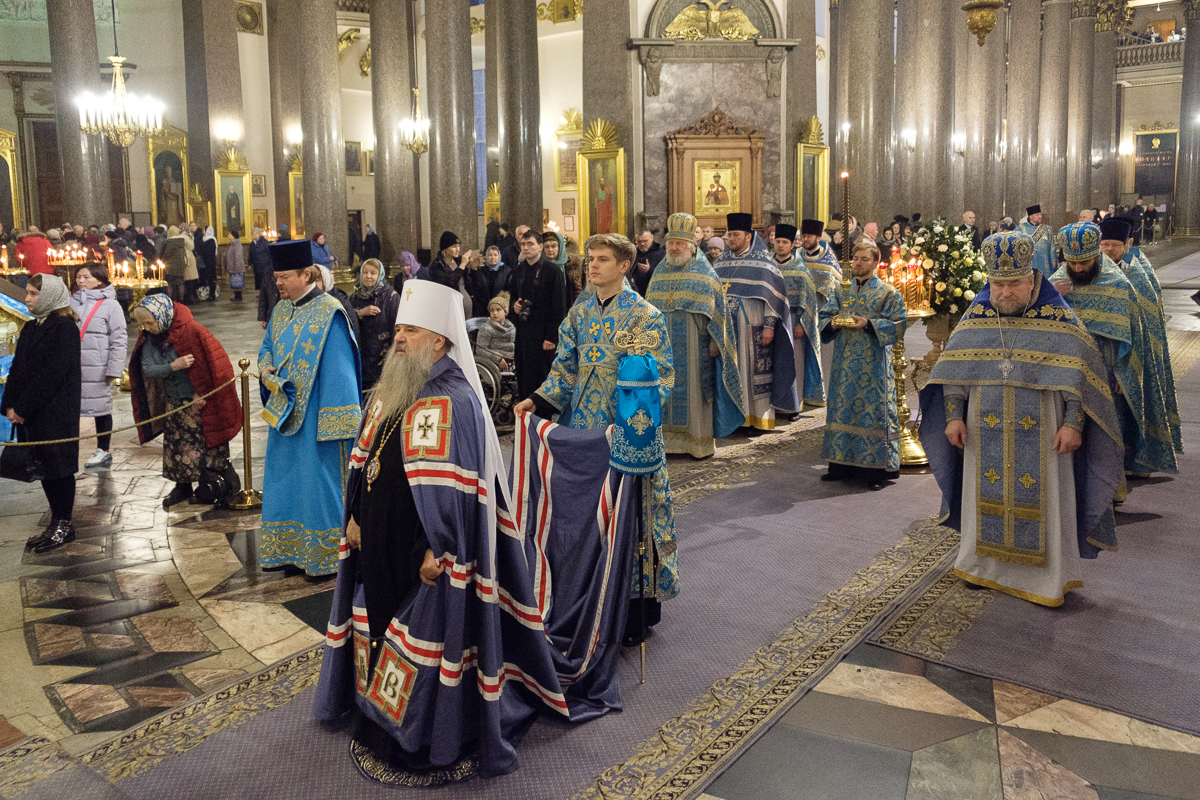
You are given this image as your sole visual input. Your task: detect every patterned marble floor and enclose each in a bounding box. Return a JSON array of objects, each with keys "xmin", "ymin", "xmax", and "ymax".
[{"xmin": 702, "ymin": 642, "xmax": 1200, "ymax": 800}]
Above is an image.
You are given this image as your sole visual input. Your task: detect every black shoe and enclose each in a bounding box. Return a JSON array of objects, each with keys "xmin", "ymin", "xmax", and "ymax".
[
  {"xmin": 163, "ymin": 483, "xmax": 193, "ymax": 509},
  {"xmin": 820, "ymin": 472, "xmax": 843, "ymax": 482},
  {"xmin": 622, "ymin": 630, "xmax": 647, "ymax": 648},
  {"xmin": 27, "ymin": 521, "xmax": 57, "ymax": 548},
  {"xmin": 867, "ymin": 479, "xmax": 886, "ymax": 491},
  {"xmin": 962, "ymin": 580, "xmax": 988, "ymax": 591},
  {"xmin": 34, "ymin": 521, "xmax": 75, "ymax": 553}
]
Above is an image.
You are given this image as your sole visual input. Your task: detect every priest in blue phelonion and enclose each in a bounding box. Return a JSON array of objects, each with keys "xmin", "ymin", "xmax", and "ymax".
[
  {"xmin": 515, "ymin": 232, "xmax": 676, "ymax": 646},
  {"xmin": 772, "ymin": 222, "xmax": 825, "ymax": 409},
  {"xmin": 713, "ymin": 212, "xmax": 799, "ymax": 430},
  {"xmin": 1016, "ymin": 204, "xmax": 1055, "ymax": 278},
  {"xmin": 645, "ymin": 212, "xmax": 743, "ymax": 458},
  {"xmin": 798, "ymin": 218, "xmax": 843, "ymax": 304},
  {"xmin": 818, "ymin": 239, "xmax": 908, "ymax": 490},
  {"xmin": 1098, "ymin": 217, "xmax": 1182, "ymax": 461},
  {"xmin": 258, "ymin": 239, "xmax": 362, "ymax": 576},
  {"xmin": 919, "ymin": 231, "xmax": 1124, "ymax": 607}
]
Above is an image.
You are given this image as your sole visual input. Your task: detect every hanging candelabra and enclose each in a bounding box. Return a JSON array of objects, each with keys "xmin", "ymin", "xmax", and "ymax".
[
  {"xmin": 76, "ymin": 1, "xmax": 165, "ymax": 148},
  {"xmin": 399, "ymin": 87, "xmax": 430, "ymax": 156}
]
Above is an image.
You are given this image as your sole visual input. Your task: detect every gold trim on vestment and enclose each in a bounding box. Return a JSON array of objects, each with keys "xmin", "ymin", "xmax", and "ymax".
[{"xmin": 953, "ymin": 568, "xmax": 1083, "ymax": 608}]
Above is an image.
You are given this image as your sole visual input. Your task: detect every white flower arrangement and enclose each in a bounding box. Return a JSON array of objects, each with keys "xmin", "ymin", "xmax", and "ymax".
[
  {"xmin": 902, "ymin": 217, "xmax": 987, "ymax": 321},
  {"xmin": 938, "ymin": 244, "xmax": 949, "ymax": 252},
  {"xmin": 963, "ymin": 289, "xmax": 976, "ymax": 301}
]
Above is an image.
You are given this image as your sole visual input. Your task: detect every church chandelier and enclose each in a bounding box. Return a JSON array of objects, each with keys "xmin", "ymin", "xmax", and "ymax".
[
  {"xmin": 77, "ymin": 0, "xmax": 165, "ymax": 148},
  {"xmin": 399, "ymin": 87, "xmax": 430, "ymax": 156}
]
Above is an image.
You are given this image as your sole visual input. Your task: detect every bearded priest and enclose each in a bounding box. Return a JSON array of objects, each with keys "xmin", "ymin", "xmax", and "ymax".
[
  {"xmin": 714, "ymin": 212, "xmax": 799, "ymax": 430},
  {"xmin": 920, "ymin": 231, "xmax": 1124, "ymax": 607},
  {"xmin": 818, "ymin": 239, "xmax": 908, "ymax": 490},
  {"xmin": 646, "ymin": 212, "xmax": 744, "ymax": 457}
]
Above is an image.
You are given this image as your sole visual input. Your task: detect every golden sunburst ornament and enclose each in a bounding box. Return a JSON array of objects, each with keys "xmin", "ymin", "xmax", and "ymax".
[
  {"xmin": 581, "ymin": 119, "xmax": 618, "ymax": 152},
  {"xmin": 218, "ymin": 148, "xmax": 249, "ymax": 172}
]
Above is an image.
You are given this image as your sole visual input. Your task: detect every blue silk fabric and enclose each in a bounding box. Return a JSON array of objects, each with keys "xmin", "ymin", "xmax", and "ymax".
[
  {"xmin": 258, "ymin": 292, "xmax": 362, "ymax": 575},
  {"xmin": 1015, "ymin": 221, "xmax": 1056, "ymax": 278},
  {"xmin": 714, "ymin": 233, "xmax": 799, "ymax": 412},
  {"xmin": 611, "ymin": 353, "xmax": 666, "ymax": 475},
  {"xmin": 535, "ymin": 287, "xmax": 678, "ymax": 601},
  {"xmin": 818, "ymin": 276, "xmax": 908, "ymax": 471},
  {"xmin": 777, "ymin": 252, "xmax": 827, "ymax": 405},
  {"xmin": 645, "ymin": 249, "xmax": 744, "ymax": 438},
  {"xmin": 1122, "ymin": 248, "xmax": 1182, "ymax": 460},
  {"xmin": 314, "ymin": 361, "xmax": 638, "ymax": 778},
  {"xmin": 1051, "ymin": 256, "xmax": 1171, "ymax": 473},
  {"xmin": 801, "ymin": 240, "xmax": 843, "ymax": 300},
  {"xmin": 918, "ymin": 272, "xmax": 1124, "ymax": 561}
]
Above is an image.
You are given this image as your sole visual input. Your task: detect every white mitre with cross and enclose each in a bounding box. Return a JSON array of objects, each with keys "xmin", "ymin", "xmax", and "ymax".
[{"xmin": 395, "ymin": 280, "xmax": 511, "ymax": 513}]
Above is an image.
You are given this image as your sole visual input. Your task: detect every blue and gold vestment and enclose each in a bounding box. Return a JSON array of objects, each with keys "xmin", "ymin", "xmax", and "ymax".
[
  {"xmin": 920, "ymin": 273, "xmax": 1124, "ymax": 576},
  {"xmin": 258, "ymin": 291, "xmax": 362, "ymax": 575},
  {"xmin": 777, "ymin": 252, "xmax": 826, "ymax": 406},
  {"xmin": 1016, "ymin": 221, "xmax": 1055, "ymax": 278},
  {"xmin": 818, "ymin": 276, "xmax": 908, "ymax": 471},
  {"xmin": 800, "ymin": 241, "xmax": 843, "ymax": 302},
  {"xmin": 1122, "ymin": 248, "xmax": 1182, "ymax": 459},
  {"xmin": 646, "ymin": 249, "xmax": 744, "ymax": 453},
  {"xmin": 535, "ymin": 287, "xmax": 678, "ymax": 601}
]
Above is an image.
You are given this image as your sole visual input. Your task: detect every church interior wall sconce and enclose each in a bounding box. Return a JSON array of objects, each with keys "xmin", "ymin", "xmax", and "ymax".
[
  {"xmin": 213, "ymin": 119, "xmax": 242, "ymax": 150},
  {"xmin": 399, "ymin": 88, "xmax": 430, "ymax": 156},
  {"xmin": 900, "ymin": 128, "xmax": 917, "ymax": 153},
  {"xmin": 961, "ymin": 0, "xmax": 1006, "ymax": 46},
  {"xmin": 952, "ymin": 132, "xmax": 967, "ymax": 157}
]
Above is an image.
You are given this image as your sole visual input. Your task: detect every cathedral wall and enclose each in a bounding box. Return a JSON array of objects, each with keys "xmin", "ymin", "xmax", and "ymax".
[
  {"xmin": 537, "ymin": 28, "xmax": 584, "ymax": 237},
  {"xmin": 239, "ymin": 19, "xmax": 276, "ymax": 232},
  {"xmin": 1118, "ymin": 79, "xmax": 1183, "ymax": 203},
  {"xmin": 641, "ymin": 61, "xmax": 783, "ymax": 227}
]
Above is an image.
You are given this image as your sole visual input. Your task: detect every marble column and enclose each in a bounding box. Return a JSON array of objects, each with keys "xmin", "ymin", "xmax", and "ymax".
[
  {"xmin": 267, "ymin": 0, "xmax": 300, "ymax": 233},
  {"xmin": 426, "ymin": 0, "xmax": 478, "ymax": 247},
  {"xmin": 893, "ymin": 0, "xmax": 919, "ymax": 217},
  {"xmin": 370, "ymin": 0, "xmax": 419, "ymax": 264},
  {"xmin": 297, "ymin": 0, "xmax": 347, "ymax": 261},
  {"xmin": 960, "ymin": 6, "xmax": 1007, "ymax": 227},
  {"xmin": 830, "ymin": 0, "xmax": 847, "ymax": 204},
  {"xmin": 1091, "ymin": 1, "xmax": 1122, "ymax": 208},
  {"xmin": 1066, "ymin": 0, "xmax": 1097, "ymax": 216},
  {"xmin": 1006, "ymin": 0, "xmax": 1042, "ymax": 214},
  {"xmin": 485, "ymin": 0, "xmax": 500, "ymax": 190},
  {"xmin": 583, "ymin": 0, "xmax": 634, "ymax": 235},
  {"xmin": 1037, "ymin": 0, "xmax": 1072, "ymax": 227},
  {"xmin": 842, "ymin": 0, "xmax": 894, "ymax": 226},
  {"xmin": 785, "ymin": 0, "xmax": 818, "ymax": 217},
  {"xmin": 45, "ymin": 0, "xmax": 112, "ymax": 225},
  {"xmin": 498, "ymin": 0, "xmax": 542, "ymax": 233},
  {"xmin": 898, "ymin": 0, "xmax": 955, "ymax": 219},
  {"xmin": 1175, "ymin": 0, "xmax": 1200, "ymax": 235},
  {"xmin": 182, "ymin": 0, "xmax": 246, "ymax": 219}
]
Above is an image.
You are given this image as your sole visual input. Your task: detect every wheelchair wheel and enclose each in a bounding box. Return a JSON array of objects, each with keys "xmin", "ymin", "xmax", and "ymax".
[{"xmin": 477, "ymin": 359, "xmax": 503, "ymax": 416}]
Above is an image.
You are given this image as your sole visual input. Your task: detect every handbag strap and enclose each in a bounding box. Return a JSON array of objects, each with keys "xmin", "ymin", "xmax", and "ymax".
[{"xmin": 79, "ymin": 299, "xmax": 104, "ymax": 341}]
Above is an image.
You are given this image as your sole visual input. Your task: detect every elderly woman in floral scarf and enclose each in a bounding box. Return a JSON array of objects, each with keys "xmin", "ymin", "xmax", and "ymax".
[
  {"xmin": 129, "ymin": 294, "xmax": 242, "ymax": 508},
  {"xmin": 348, "ymin": 258, "xmax": 400, "ymax": 391}
]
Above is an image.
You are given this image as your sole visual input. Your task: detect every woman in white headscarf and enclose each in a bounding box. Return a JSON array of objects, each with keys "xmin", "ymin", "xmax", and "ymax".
[{"xmin": 1, "ymin": 274, "xmax": 82, "ymax": 552}]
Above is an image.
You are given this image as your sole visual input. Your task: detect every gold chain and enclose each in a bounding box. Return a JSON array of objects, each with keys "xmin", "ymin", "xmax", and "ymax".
[{"xmin": 365, "ymin": 412, "xmax": 404, "ymax": 492}]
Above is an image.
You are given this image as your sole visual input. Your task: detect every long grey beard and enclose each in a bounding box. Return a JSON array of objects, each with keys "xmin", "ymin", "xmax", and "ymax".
[
  {"xmin": 664, "ymin": 252, "xmax": 692, "ymax": 268},
  {"xmin": 370, "ymin": 340, "xmax": 437, "ymax": 423}
]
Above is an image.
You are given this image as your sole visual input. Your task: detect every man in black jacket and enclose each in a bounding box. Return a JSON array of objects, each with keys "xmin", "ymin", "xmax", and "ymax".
[
  {"xmin": 632, "ymin": 229, "xmax": 665, "ymax": 296},
  {"xmin": 427, "ymin": 230, "xmax": 481, "ymax": 318},
  {"xmin": 499, "ymin": 223, "xmax": 526, "ymax": 271},
  {"xmin": 510, "ymin": 229, "xmax": 567, "ymax": 400},
  {"xmin": 249, "ymin": 227, "xmax": 272, "ymax": 289}
]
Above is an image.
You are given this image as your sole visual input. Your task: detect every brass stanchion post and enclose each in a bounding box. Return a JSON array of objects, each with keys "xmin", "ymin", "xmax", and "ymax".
[{"xmin": 227, "ymin": 358, "xmax": 263, "ymax": 509}]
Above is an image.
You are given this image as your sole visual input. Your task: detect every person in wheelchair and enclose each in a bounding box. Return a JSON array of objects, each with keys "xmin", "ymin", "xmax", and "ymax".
[{"xmin": 476, "ymin": 292, "xmax": 515, "ymax": 372}]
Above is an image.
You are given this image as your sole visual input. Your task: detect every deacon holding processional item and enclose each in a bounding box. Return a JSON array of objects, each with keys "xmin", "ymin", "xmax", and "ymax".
[
  {"xmin": 515, "ymin": 232, "xmax": 676, "ymax": 646},
  {"xmin": 713, "ymin": 212, "xmax": 799, "ymax": 430},
  {"xmin": 818, "ymin": 239, "xmax": 908, "ymax": 490},
  {"xmin": 258, "ymin": 239, "xmax": 362, "ymax": 576},
  {"xmin": 645, "ymin": 212, "xmax": 744, "ymax": 458},
  {"xmin": 1052, "ymin": 222, "xmax": 1172, "ymax": 476},
  {"xmin": 773, "ymin": 222, "xmax": 825, "ymax": 409},
  {"xmin": 1016, "ymin": 205, "xmax": 1055, "ymax": 278},
  {"xmin": 920, "ymin": 231, "xmax": 1124, "ymax": 607},
  {"xmin": 1099, "ymin": 217, "xmax": 1182, "ymax": 464},
  {"xmin": 799, "ymin": 218, "xmax": 842, "ymax": 304}
]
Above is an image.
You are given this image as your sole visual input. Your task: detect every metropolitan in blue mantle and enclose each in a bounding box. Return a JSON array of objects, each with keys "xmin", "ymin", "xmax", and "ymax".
[
  {"xmin": 258, "ymin": 240, "xmax": 362, "ymax": 576},
  {"xmin": 646, "ymin": 212, "xmax": 743, "ymax": 458},
  {"xmin": 714, "ymin": 213, "xmax": 798, "ymax": 430},
  {"xmin": 919, "ymin": 232, "xmax": 1124, "ymax": 607}
]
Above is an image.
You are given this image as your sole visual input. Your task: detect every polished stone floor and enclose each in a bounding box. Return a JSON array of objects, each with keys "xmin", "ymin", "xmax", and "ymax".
[{"xmin": 2, "ymin": 247, "xmax": 1199, "ymax": 795}]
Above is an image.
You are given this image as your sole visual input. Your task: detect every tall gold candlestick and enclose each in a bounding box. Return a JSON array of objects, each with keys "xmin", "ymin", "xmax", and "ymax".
[{"xmin": 831, "ymin": 171, "xmax": 858, "ymax": 328}]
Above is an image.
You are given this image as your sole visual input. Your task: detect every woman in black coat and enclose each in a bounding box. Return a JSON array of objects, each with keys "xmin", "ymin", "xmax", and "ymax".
[
  {"xmin": 348, "ymin": 258, "xmax": 400, "ymax": 391},
  {"xmin": 2, "ymin": 274, "xmax": 82, "ymax": 552}
]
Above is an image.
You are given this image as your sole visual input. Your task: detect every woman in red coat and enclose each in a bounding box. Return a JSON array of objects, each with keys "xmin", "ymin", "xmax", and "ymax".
[{"xmin": 128, "ymin": 293, "xmax": 242, "ymax": 508}]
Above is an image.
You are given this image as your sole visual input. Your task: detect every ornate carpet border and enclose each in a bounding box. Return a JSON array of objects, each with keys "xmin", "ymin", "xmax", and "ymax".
[
  {"xmin": 871, "ymin": 566, "xmax": 994, "ymax": 663},
  {"xmin": 568, "ymin": 518, "xmax": 960, "ymax": 800},
  {"xmin": 1166, "ymin": 329, "xmax": 1200, "ymax": 380}
]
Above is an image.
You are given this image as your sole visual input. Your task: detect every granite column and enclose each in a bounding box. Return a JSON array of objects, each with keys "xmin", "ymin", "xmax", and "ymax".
[
  {"xmin": 1091, "ymin": 1, "xmax": 1123, "ymax": 208},
  {"xmin": 45, "ymin": 0, "xmax": 112, "ymax": 225},
  {"xmin": 583, "ymin": 0, "xmax": 634, "ymax": 235},
  {"xmin": 267, "ymin": 0, "xmax": 300, "ymax": 234},
  {"xmin": 1037, "ymin": 0, "xmax": 1072, "ymax": 227},
  {"xmin": 426, "ymin": 0, "xmax": 478, "ymax": 247},
  {"xmin": 830, "ymin": 0, "xmax": 847, "ymax": 205},
  {"xmin": 1066, "ymin": 0, "xmax": 1097, "ymax": 216},
  {"xmin": 1175, "ymin": 0, "xmax": 1200, "ymax": 235},
  {"xmin": 370, "ymin": 0, "xmax": 419, "ymax": 264},
  {"xmin": 842, "ymin": 0, "xmax": 894, "ymax": 226},
  {"xmin": 785, "ymin": 0, "xmax": 818, "ymax": 218},
  {"xmin": 961, "ymin": 5, "xmax": 1007, "ymax": 226},
  {"xmin": 296, "ymin": 0, "xmax": 346, "ymax": 262},
  {"xmin": 1006, "ymin": 0, "xmax": 1042, "ymax": 214},
  {"xmin": 903, "ymin": 0, "xmax": 955, "ymax": 219},
  {"xmin": 498, "ymin": 0, "xmax": 542, "ymax": 233},
  {"xmin": 894, "ymin": 0, "xmax": 919, "ymax": 218},
  {"xmin": 485, "ymin": 0, "xmax": 500, "ymax": 190}
]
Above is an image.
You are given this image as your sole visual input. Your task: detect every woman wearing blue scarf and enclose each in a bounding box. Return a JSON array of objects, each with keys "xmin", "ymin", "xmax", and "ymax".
[{"xmin": 542, "ymin": 230, "xmax": 568, "ymax": 272}]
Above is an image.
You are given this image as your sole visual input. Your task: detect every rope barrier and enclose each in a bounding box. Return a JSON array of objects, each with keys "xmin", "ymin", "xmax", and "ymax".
[{"xmin": 2, "ymin": 372, "xmax": 254, "ymax": 447}]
